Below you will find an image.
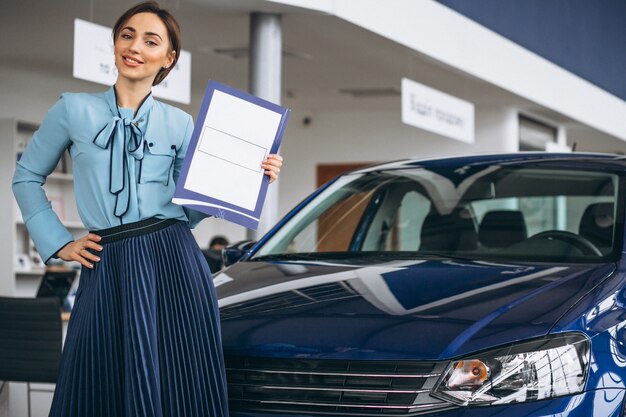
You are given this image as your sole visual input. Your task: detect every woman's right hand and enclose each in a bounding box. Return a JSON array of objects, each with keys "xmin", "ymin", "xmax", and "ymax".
[{"xmin": 56, "ymin": 233, "xmax": 103, "ymax": 269}]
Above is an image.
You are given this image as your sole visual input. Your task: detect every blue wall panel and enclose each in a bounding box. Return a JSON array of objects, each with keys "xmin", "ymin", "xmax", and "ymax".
[{"xmin": 438, "ymin": 0, "xmax": 626, "ymax": 102}]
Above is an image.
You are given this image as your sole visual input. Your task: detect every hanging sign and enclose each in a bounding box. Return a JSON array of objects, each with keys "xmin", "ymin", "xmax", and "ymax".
[
  {"xmin": 73, "ymin": 18, "xmax": 191, "ymax": 104},
  {"xmin": 401, "ymin": 77, "xmax": 474, "ymax": 144}
]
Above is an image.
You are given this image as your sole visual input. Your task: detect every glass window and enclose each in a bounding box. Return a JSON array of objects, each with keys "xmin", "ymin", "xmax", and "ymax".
[
  {"xmin": 253, "ymin": 164, "xmax": 622, "ymax": 263},
  {"xmin": 519, "ymin": 115, "xmax": 557, "ymax": 151}
]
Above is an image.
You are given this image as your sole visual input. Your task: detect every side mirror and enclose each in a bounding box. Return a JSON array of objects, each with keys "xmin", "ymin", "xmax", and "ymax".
[{"xmin": 222, "ymin": 240, "xmax": 256, "ymax": 267}]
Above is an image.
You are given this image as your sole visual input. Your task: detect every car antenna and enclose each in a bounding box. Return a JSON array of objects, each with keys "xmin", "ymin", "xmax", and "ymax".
[{"xmin": 572, "ymin": 142, "xmax": 577, "ymax": 152}]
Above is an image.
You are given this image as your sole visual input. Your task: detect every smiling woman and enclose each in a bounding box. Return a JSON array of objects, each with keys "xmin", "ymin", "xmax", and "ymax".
[
  {"xmin": 11, "ymin": 1, "xmax": 283, "ymax": 417},
  {"xmin": 112, "ymin": 3, "xmax": 180, "ymax": 87}
]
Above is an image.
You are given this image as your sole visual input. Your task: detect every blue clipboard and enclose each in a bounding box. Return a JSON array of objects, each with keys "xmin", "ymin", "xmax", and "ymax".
[{"xmin": 172, "ymin": 80, "xmax": 290, "ymax": 230}]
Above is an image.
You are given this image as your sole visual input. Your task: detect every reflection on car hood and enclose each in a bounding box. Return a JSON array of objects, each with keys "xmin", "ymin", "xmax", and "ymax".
[{"xmin": 215, "ymin": 258, "xmax": 615, "ymax": 360}]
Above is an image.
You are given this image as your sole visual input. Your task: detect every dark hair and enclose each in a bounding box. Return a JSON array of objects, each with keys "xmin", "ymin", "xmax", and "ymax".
[
  {"xmin": 209, "ymin": 236, "xmax": 229, "ymax": 248},
  {"xmin": 112, "ymin": 1, "xmax": 181, "ymax": 86}
]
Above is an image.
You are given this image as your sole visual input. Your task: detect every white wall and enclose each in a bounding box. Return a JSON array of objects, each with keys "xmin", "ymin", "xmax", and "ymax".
[
  {"xmin": 567, "ymin": 124, "xmax": 626, "ymax": 155},
  {"xmin": 0, "ymin": 65, "xmax": 101, "ymax": 124}
]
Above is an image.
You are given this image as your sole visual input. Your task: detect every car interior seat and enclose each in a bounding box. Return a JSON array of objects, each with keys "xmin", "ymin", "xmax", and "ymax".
[
  {"xmin": 420, "ymin": 207, "xmax": 478, "ymax": 252},
  {"xmin": 579, "ymin": 202, "xmax": 614, "ymax": 253},
  {"xmin": 478, "ymin": 210, "xmax": 527, "ymax": 249}
]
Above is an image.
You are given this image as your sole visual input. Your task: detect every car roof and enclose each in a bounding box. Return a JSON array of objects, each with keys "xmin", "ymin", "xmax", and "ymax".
[{"xmin": 352, "ymin": 152, "xmax": 626, "ymax": 174}]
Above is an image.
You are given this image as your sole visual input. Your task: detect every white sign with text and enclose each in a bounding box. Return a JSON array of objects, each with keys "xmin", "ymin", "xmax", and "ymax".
[
  {"xmin": 73, "ymin": 19, "xmax": 191, "ymax": 104},
  {"xmin": 401, "ymin": 77, "xmax": 474, "ymax": 144}
]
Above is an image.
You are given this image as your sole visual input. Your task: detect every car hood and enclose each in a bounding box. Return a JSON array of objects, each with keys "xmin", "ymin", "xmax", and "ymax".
[{"xmin": 215, "ymin": 258, "xmax": 615, "ymax": 360}]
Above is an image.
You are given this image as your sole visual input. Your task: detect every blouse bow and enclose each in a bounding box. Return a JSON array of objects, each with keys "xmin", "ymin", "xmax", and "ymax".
[{"xmin": 93, "ymin": 116, "xmax": 145, "ymax": 219}]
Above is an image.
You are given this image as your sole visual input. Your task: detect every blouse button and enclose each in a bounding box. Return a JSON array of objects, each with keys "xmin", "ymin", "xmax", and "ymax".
[
  {"xmin": 148, "ymin": 142, "xmax": 154, "ymax": 147},
  {"xmin": 171, "ymin": 145, "xmax": 176, "ymax": 150}
]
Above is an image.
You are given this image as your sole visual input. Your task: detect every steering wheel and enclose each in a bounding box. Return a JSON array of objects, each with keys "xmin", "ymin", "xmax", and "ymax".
[{"xmin": 527, "ymin": 230, "xmax": 602, "ymax": 256}]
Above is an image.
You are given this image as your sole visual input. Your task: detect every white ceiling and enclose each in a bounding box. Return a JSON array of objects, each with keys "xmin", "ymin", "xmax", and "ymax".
[{"xmin": 0, "ymin": 0, "xmax": 601, "ymax": 127}]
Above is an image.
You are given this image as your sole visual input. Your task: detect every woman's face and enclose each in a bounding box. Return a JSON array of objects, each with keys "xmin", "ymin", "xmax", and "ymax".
[{"xmin": 114, "ymin": 12, "xmax": 174, "ymax": 86}]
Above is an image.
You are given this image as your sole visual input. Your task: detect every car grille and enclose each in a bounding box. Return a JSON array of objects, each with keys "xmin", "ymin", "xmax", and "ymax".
[{"xmin": 226, "ymin": 356, "xmax": 454, "ymax": 416}]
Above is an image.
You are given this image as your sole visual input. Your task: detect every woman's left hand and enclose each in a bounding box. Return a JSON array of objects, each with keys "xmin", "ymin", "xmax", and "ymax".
[{"xmin": 262, "ymin": 154, "xmax": 283, "ymax": 184}]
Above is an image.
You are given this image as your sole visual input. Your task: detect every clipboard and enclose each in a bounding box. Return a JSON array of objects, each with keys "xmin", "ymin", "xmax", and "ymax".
[{"xmin": 172, "ymin": 80, "xmax": 290, "ymax": 230}]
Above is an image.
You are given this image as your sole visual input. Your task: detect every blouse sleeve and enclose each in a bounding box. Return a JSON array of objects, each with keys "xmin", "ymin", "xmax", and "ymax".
[
  {"xmin": 12, "ymin": 95, "xmax": 74, "ymax": 264},
  {"xmin": 173, "ymin": 114, "xmax": 211, "ymax": 228}
]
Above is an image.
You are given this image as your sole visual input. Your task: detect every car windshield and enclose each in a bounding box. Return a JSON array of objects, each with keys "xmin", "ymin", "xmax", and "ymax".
[{"xmin": 253, "ymin": 162, "xmax": 624, "ymax": 263}]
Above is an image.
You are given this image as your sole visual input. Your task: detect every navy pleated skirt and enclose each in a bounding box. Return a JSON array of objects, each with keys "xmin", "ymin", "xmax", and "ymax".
[{"xmin": 49, "ymin": 219, "xmax": 229, "ymax": 417}]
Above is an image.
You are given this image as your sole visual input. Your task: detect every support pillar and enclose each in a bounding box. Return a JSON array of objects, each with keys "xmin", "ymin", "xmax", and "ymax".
[{"xmin": 247, "ymin": 12, "xmax": 282, "ymax": 241}]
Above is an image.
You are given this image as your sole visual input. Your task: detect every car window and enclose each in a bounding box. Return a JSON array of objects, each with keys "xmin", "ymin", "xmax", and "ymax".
[{"xmin": 253, "ymin": 164, "xmax": 622, "ymax": 263}]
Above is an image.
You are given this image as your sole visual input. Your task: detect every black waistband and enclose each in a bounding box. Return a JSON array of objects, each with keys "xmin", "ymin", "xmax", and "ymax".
[{"xmin": 90, "ymin": 217, "xmax": 179, "ymax": 244}]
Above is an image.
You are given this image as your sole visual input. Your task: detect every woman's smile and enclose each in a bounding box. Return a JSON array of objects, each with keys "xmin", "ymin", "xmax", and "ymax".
[
  {"xmin": 122, "ymin": 55, "xmax": 144, "ymax": 66},
  {"xmin": 114, "ymin": 12, "xmax": 174, "ymax": 85}
]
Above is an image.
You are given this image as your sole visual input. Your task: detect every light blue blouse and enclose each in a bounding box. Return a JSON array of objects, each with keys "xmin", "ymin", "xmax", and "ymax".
[{"xmin": 12, "ymin": 86, "xmax": 207, "ymax": 263}]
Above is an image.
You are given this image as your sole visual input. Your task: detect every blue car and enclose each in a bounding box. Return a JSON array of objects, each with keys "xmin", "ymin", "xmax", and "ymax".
[{"xmin": 216, "ymin": 153, "xmax": 626, "ymax": 417}]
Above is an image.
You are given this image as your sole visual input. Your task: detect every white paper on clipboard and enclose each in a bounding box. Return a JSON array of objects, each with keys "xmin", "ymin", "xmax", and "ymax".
[{"xmin": 183, "ymin": 90, "xmax": 282, "ymax": 210}]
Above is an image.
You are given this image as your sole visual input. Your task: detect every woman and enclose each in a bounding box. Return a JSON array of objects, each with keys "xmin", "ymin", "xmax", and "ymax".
[{"xmin": 12, "ymin": 2, "xmax": 282, "ymax": 416}]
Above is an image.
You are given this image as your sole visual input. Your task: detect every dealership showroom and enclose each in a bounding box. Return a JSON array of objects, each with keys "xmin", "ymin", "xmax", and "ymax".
[{"xmin": 2, "ymin": 0, "xmax": 626, "ymax": 416}]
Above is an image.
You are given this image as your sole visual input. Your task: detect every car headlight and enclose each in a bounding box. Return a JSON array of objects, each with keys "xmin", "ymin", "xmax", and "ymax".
[{"xmin": 432, "ymin": 333, "xmax": 590, "ymax": 406}]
